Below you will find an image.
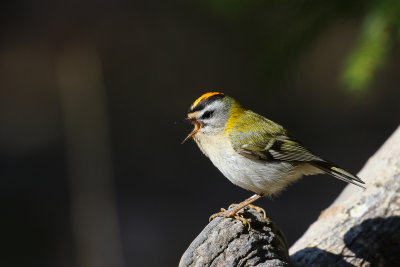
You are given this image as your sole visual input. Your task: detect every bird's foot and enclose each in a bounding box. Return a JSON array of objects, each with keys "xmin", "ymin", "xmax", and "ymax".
[
  {"xmin": 209, "ymin": 194, "xmax": 265, "ymax": 230},
  {"xmin": 209, "ymin": 208, "xmax": 251, "ymax": 230},
  {"xmin": 228, "ymin": 203, "xmax": 267, "ymax": 219}
]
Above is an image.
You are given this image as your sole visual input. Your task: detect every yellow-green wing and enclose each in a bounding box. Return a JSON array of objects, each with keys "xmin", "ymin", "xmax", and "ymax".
[
  {"xmin": 229, "ymin": 110, "xmax": 322, "ymax": 162},
  {"xmin": 229, "ymin": 110, "xmax": 365, "ymax": 188}
]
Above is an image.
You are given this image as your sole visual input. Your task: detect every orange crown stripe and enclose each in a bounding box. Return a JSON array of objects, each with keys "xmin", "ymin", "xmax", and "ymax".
[{"xmin": 191, "ymin": 92, "xmax": 224, "ymax": 110}]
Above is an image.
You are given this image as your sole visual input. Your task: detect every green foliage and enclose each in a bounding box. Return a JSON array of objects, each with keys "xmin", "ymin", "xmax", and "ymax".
[
  {"xmin": 200, "ymin": 0, "xmax": 366, "ymax": 86},
  {"xmin": 202, "ymin": 0, "xmax": 400, "ymax": 93},
  {"xmin": 342, "ymin": 0, "xmax": 400, "ymax": 93}
]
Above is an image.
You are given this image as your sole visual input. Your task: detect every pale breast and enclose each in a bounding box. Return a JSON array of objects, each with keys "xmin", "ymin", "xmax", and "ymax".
[{"xmin": 194, "ymin": 133, "xmax": 305, "ymax": 195}]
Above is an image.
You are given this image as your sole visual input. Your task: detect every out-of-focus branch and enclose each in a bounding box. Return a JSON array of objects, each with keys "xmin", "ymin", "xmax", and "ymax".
[{"xmin": 57, "ymin": 43, "xmax": 125, "ymax": 267}]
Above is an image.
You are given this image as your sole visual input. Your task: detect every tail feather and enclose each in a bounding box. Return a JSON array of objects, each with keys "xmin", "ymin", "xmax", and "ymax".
[{"xmin": 311, "ymin": 161, "xmax": 366, "ymax": 189}]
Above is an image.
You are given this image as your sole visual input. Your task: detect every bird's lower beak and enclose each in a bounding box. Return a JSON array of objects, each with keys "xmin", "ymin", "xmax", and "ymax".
[{"xmin": 181, "ymin": 120, "xmax": 203, "ymax": 144}]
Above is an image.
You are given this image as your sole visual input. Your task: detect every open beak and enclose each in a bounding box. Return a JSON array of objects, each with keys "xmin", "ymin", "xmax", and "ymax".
[{"xmin": 181, "ymin": 119, "xmax": 203, "ymax": 144}]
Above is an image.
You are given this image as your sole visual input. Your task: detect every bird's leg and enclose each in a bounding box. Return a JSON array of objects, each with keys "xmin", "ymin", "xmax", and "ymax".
[
  {"xmin": 209, "ymin": 194, "xmax": 265, "ymax": 230},
  {"xmin": 226, "ymin": 194, "xmax": 264, "ymax": 217}
]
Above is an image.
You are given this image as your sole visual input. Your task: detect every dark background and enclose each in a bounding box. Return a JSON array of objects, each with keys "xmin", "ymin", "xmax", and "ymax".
[{"xmin": 1, "ymin": 1, "xmax": 399, "ymax": 267}]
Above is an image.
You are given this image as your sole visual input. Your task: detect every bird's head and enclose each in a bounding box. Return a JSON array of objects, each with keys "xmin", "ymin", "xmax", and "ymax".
[{"xmin": 182, "ymin": 92, "xmax": 243, "ymax": 143}]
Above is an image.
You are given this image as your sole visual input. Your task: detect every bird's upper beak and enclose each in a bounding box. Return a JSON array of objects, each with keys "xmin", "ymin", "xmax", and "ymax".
[{"xmin": 181, "ymin": 117, "xmax": 203, "ymax": 144}]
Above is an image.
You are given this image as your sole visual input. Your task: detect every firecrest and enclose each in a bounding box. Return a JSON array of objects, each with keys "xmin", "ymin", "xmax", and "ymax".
[{"xmin": 182, "ymin": 92, "xmax": 365, "ymax": 228}]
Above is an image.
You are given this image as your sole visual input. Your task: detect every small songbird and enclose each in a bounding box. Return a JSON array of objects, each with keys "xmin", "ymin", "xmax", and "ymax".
[{"xmin": 182, "ymin": 92, "xmax": 365, "ymax": 227}]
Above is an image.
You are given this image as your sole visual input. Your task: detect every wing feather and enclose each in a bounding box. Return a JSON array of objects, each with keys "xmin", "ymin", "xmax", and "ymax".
[
  {"xmin": 229, "ymin": 110, "xmax": 321, "ymax": 163},
  {"xmin": 228, "ymin": 110, "xmax": 365, "ymax": 188}
]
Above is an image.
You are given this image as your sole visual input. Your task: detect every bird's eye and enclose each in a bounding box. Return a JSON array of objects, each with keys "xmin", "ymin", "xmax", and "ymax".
[{"xmin": 201, "ymin": 110, "xmax": 214, "ymax": 119}]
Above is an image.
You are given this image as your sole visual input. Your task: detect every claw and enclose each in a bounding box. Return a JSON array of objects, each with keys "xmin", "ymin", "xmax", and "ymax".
[
  {"xmin": 234, "ymin": 214, "xmax": 251, "ymax": 231},
  {"xmin": 248, "ymin": 204, "xmax": 267, "ymax": 219},
  {"xmin": 209, "ymin": 209, "xmax": 251, "ymax": 230},
  {"xmin": 228, "ymin": 203, "xmax": 267, "ymax": 219},
  {"xmin": 209, "ymin": 194, "xmax": 266, "ymax": 230},
  {"xmin": 209, "ymin": 208, "xmax": 227, "ymax": 222}
]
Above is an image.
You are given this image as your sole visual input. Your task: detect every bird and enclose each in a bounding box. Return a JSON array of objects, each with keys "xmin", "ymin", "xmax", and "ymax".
[{"xmin": 182, "ymin": 92, "xmax": 365, "ymax": 228}]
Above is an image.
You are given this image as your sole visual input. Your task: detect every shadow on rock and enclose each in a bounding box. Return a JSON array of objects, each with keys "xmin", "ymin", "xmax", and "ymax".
[{"xmin": 291, "ymin": 216, "xmax": 400, "ymax": 266}]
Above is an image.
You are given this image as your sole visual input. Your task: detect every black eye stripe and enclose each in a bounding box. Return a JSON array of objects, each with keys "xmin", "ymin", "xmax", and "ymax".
[{"xmin": 201, "ymin": 110, "xmax": 214, "ymax": 119}]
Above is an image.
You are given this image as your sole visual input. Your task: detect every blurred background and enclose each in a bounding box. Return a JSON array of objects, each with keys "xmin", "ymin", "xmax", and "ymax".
[{"xmin": 1, "ymin": 0, "xmax": 399, "ymax": 266}]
